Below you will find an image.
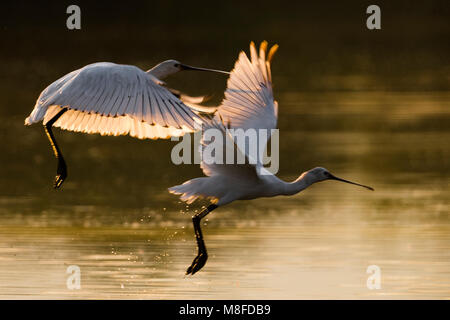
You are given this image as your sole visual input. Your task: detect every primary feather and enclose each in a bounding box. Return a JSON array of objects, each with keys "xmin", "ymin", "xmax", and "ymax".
[
  {"xmin": 25, "ymin": 62, "xmax": 204, "ymax": 139},
  {"xmin": 217, "ymin": 41, "xmax": 279, "ymax": 164},
  {"xmin": 169, "ymin": 41, "xmax": 280, "ymax": 205}
]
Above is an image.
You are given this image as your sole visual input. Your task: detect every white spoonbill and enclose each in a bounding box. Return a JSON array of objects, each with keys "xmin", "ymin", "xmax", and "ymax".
[
  {"xmin": 169, "ymin": 41, "xmax": 374, "ymax": 275},
  {"xmin": 25, "ymin": 59, "xmax": 228, "ymax": 188}
]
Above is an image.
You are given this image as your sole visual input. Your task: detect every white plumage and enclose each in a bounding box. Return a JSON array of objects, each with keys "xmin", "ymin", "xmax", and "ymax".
[
  {"xmin": 25, "ymin": 58, "xmax": 228, "ymax": 189},
  {"xmin": 24, "ymin": 42, "xmax": 372, "ymax": 275},
  {"xmin": 169, "ymin": 41, "xmax": 282, "ymax": 206},
  {"xmin": 25, "ymin": 62, "xmax": 207, "ymax": 139},
  {"xmin": 169, "ymin": 41, "xmax": 373, "ymax": 275}
]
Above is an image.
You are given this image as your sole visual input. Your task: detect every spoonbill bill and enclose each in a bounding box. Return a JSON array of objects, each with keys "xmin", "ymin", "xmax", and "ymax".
[
  {"xmin": 169, "ymin": 41, "xmax": 374, "ymax": 275},
  {"xmin": 25, "ymin": 60, "xmax": 228, "ymax": 188}
]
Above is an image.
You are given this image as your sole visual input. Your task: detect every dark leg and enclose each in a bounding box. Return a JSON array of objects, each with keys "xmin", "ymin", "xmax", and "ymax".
[
  {"xmin": 43, "ymin": 108, "xmax": 68, "ymax": 189},
  {"xmin": 186, "ymin": 204, "xmax": 218, "ymax": 275}
]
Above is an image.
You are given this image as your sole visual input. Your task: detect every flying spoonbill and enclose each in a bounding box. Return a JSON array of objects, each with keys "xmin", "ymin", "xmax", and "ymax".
[
  {"xmin": 169, "ymin": 41, "xmax": 374, "ymax": 275},
  {"xmin": 25, "ymin": 59, "xmax": 228, "ymax": 188}
]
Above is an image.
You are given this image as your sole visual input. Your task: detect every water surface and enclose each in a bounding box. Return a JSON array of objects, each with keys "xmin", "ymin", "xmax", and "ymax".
[{"xmin": 0, "ymin": 91, "xmax": 448, "ymax": 299}]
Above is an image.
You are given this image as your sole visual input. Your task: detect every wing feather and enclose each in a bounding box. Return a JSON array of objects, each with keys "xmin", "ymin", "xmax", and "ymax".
[
  {"xmin": 158, "ymin": 91, "xmax": 182, "ymax": 128},
  {"xmin": 142, "ymin": 85, "xmax": 153, "ymax": 125},
  {"xmin": 25, "ymin": 62, "xmax": 203, "ymax": 139},
  {"xmin": 216, "ymin": 41, "xmax": 278, "ymax": 168},
  {"xmin": 199, "ymin": 119, "xmax": 260, "ymax": 181}
]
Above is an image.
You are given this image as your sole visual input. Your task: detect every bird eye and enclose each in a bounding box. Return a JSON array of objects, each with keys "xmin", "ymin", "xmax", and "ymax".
[
  {"xmin": 174, "ymin": 63, "xmax": 180, "ymax": 67},
  {"xmin": 324, "ymin": 172, "xmax": 330, "ymax": 176}
]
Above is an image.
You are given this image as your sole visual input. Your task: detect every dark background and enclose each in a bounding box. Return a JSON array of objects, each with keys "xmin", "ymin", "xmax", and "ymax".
[
  {"xmin": 0, "ymin": 1, "xmax": 449, "ymax": 299},
  {"xmin": 1, "ymin": 1, "xmax": 449, "ymax": 109},
  {"xmin": 0, "ymin": 0, "xmax": 449, "ymax": 197},
  {"xmin": 0, "ymin": 0, "xmax": 448, "ymax": 197}
]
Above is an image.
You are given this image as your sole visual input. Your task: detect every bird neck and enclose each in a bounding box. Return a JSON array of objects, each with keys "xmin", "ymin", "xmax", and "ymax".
[
  {"xmin": 147, "ymin": 62, "xmax": 176, "ymax": 80},
  {"xmin": 284, "ymin": 172, "xmax": 313, "ymax": 195}
]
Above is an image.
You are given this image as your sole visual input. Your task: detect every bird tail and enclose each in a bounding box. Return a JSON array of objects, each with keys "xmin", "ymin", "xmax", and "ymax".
[{"xmin": 168, "ymin": 177, "xmax": 219, "ymax": 205}]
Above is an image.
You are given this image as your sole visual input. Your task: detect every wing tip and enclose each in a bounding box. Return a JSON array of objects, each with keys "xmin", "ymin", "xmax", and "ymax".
[
  {"xmin": 267, "ymin": 44, "xmax": 279, "ymax": 64},
  {"xmin": 260, "ymin": 40, "xmax": 268, "ymax": 55},
  {"xmin": 248, "ymin": 40, "xmax": 279, "ymax": 64}
]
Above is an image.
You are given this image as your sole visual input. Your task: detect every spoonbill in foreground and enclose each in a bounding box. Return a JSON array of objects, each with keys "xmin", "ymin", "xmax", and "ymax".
[
  {"xmin": 169, "ymin": 41, "xmax": 374, "ymax": 275},
  {"xmin": 25, "ymin": 59, "xmax": 228, "ymax": 188}
]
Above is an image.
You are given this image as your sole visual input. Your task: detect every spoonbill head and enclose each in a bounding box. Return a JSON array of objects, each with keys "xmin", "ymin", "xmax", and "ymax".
[
  {"xmin": 147, "ymin": 59, "xmax": 230, "ymax": 79},
  {"xmin": 300, "ymin": 167, "xmax": 374, "ymax": 191}
]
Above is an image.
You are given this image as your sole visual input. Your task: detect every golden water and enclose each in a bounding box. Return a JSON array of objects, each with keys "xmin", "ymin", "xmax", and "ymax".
[{"xmin": 0, "ymin": 91, "xmax": 448, "ymax": 299}]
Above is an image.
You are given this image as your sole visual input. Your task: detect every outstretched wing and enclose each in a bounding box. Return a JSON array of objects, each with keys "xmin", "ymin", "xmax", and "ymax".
[
  {"xmin": 25, "ymin": 62, "xmax": 202, "ymax": 139},
  {"xmin": 217, "ymin": 41, "xmax": 279, "ymax": 163}
]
